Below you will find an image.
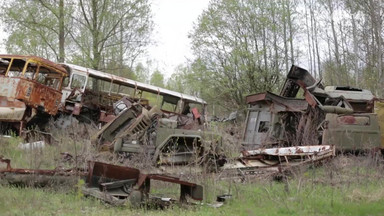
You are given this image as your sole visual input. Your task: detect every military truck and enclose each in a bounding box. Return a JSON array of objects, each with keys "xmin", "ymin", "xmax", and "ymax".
[{"xmin": 242, "ymin": 65, "xmax": 384, "ymax": 151}]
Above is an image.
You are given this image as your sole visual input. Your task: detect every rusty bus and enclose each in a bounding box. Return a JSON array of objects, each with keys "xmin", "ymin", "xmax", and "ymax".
[
  {"xmin": 0, "ymin": 55, "xmax": 68, "ymax": 133},
  {"xmin": 60, "ymin": 63, "xmax": 207, "ymax": 125}
]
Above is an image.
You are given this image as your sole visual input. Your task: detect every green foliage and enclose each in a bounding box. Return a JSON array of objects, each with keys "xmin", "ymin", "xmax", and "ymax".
[
  {"xmin": 186, "ymin": 0, "xmax": 295, "ymax": 111},
  {"xmin": 1, "ymin": 167, "xmax": 384, "ymax": 215},
  {"xmin": 150, "ymin": 70, "xmax": 165, "ymax": 88},
  {"xmin": 134, "ymin": 62, "xmax": 150, "ymax": 83},
  {"xmin": 322, "ymin": 59, "xmax": 354, "ymax": 86},
  {"xmin": 1, "ymin": 0, "xmax": 73, "ymax": 61},
  {"xmin": 76, "ymin": 179, "xmax": 85, "ymax": 199},
  {"xmin": 1, "ymin": 0, "xmax": 153, "ymax": 78}
]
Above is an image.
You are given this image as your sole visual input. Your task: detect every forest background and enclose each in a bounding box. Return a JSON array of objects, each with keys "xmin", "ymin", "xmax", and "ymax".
[{"xmin": 1, "ymin": 0, "xmax": 383, "ymax": 115}]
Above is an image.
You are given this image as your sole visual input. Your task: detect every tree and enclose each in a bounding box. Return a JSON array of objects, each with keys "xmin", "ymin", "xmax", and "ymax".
[
  {"xmin": 150, "ymin": 70, "xmax": 165, "ymax": 88},
  {"xmin": 1, "ymin": 0, "xmax": 72, "ymax": 62},
  {"xmin": 70, "ymin": 0, "xmax": 153, "ymax": 70},
  {"xmin": 188, "ymin": 0, "xmax": 296, "ymax": 110},
  {"xmin": 1, "ymin": 0, "xmax": 153, "ymax": 76}
]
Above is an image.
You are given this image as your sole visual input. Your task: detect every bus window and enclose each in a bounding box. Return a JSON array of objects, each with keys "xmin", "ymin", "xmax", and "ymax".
[
  {"xmin": 161, "ymin": 95, "xmax": 179, "ymax": 112},
  {"xmin": 0, "ymin": 58, "xmax": 9, "ymax": 76},
  {"xmin": 111, "ymin": 82, "xmax": 119, "ymax": 93},
  {"xmin": 85, "ymin": 75, "xmax": 110, "ymax": 93},
  {"xmin": 6, "ymin": 58, "xmax": 25, "ymax": 77},
  {"xmin": 62, "ymin": 76, "xmax": 70, "ymax": 87},
  {"xmin": 36, "ymin": 66, "xmax": 63, "ymax": 90},
  {"xmin": 71, "ymin": 74, "xmax": 86, "ymax": 89},
  {"xmin": 24, "ymin": 62, "xmax": 38, "ymax": 80},
  {"xmin": 118, "ymin": 85, "xmax": 133, "ymax": 95}
]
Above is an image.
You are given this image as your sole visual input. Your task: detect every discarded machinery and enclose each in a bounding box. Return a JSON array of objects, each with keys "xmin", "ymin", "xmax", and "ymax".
[
  {"xmin": 92, "ymin": 96, "xmax": 224, "ymax": 167},
  {"xmin": 242, "ymin": 65, "xmax": 383, "ymax": 151},
  {"xmin": 82, "ymin": 161, "xmax": 203, "ymax": 207},
  {"xmin": 0, "ymin": 55, "xmax": 68, "ymax": 133}
]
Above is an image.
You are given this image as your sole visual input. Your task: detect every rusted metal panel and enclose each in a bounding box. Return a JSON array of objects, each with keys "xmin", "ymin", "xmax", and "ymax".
[
  {"xmin": 246, "ymin": 93, "xmax": 268, "ymax": 104},
  {"xmin": 0, "ymin": 96, "xmax": 26, "ymax": 121},
  {"xmin": 280, "ymin": 65, "xmax": 322, "ymax": 98},
  {"xmin": 85, "ymin": 161, "xmax": 204, "ymax": 206},
  {"xmin": 87, "ymin": 161, "xmax": 140, "ymax": 186},
  {"xmin": 0, "ymin": 77, "xmax": 19, "ymax": 98},
  {"xmin": 14, "ymin": 78, "xmax": 62, "ymax": 115}
]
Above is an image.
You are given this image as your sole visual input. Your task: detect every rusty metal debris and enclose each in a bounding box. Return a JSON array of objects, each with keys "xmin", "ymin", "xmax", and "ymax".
[
  {"xmin": 0, "ymin": 156, "xmax": 84, "ymax": 187},
  {"xmin": 82, "ymin": 161, "xmax": 203, "ymax": 207}
]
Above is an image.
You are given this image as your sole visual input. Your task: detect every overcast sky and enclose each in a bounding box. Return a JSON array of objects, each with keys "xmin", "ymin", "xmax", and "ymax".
[{"xmin": 146, "ymin": 0, "xmax": 209, "ymax": 77}]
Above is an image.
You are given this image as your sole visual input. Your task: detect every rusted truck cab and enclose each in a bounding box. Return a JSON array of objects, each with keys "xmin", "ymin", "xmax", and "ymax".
[{"xmin": 0, "ymin": 55, "xmax": 67, "ymax": 132}]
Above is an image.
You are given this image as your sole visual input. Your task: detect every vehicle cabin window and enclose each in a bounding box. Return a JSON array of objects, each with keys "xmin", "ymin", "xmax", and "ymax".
[
  {"xmin": 189, "ymin": 103, "xmax": 203, "ymax": 115},
  {"xmin": 0, "ymin": 58, "xmax": 10, "ymax": 75},
  {"xmin": 4, "ymin": 58, "xmax": 25, "ymax": 77},
  {"xmin": 71, "ymin": 74, "xmax": 86, "ymax": 89},
  {"xmin": 258, "ymin": 121, "xmax": 270, "ymax": 133},
  {"xmin": 36, "ymin": 66, "xmax": 62, "ymax": 90},
  {"xmin": 24, "ymin": 62, "xmax": 38, "ymax": 80},
  {"xmin": 161, "ymin": 95, "xmax": 179, "ymax": 113},
  {"xmin": 62, "ymin": 76, "xmax": 69, "ymax": 87}
]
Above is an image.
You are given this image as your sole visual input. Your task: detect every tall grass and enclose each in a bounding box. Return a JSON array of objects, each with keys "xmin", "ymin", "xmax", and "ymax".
[{"xmin": 1, "ymin": 120, "xmax": 384, "ymax": 215}]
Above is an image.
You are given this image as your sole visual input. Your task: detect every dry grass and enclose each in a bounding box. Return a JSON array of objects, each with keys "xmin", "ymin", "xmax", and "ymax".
[{"xmin": 1, "ymin": 120, "xmax": 384, "ymax": 215}]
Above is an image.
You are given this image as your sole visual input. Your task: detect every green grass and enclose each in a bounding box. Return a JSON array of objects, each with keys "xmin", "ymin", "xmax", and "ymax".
[
  {"xmin": 1, "ymin": 177, "xmax": 384, "ymax": 216},
  {"xmin": 1, "ymin": 128, "xmax": 384, "ymax": 215}
]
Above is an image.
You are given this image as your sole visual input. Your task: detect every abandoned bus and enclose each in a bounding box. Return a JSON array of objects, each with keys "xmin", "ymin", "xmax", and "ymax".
[
  {"xmin": 0, "ymin": 55, "xmax": 68, "ymax": 132},
  {"xmin": 60, "ymin": 63, "xmax": 207, "ymax": 124}
]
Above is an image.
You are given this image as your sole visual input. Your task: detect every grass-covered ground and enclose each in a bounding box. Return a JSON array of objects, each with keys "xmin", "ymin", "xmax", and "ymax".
[{"xmin": 1, "ymin": 125, "xmax": 384, "ymax": 215}]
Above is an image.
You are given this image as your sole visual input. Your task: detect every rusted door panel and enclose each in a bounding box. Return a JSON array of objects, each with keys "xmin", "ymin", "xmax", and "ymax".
[
  {"xmin": 0, "ymin": 77, "xmax": 19, "ymax": 98},
  {"xmin": 244, "ymin": 110, "xmax": 271, "ymax": 146},
  {"xmin": 254, "ymin": 111, "xmax": 271, "ymax": 145}
]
